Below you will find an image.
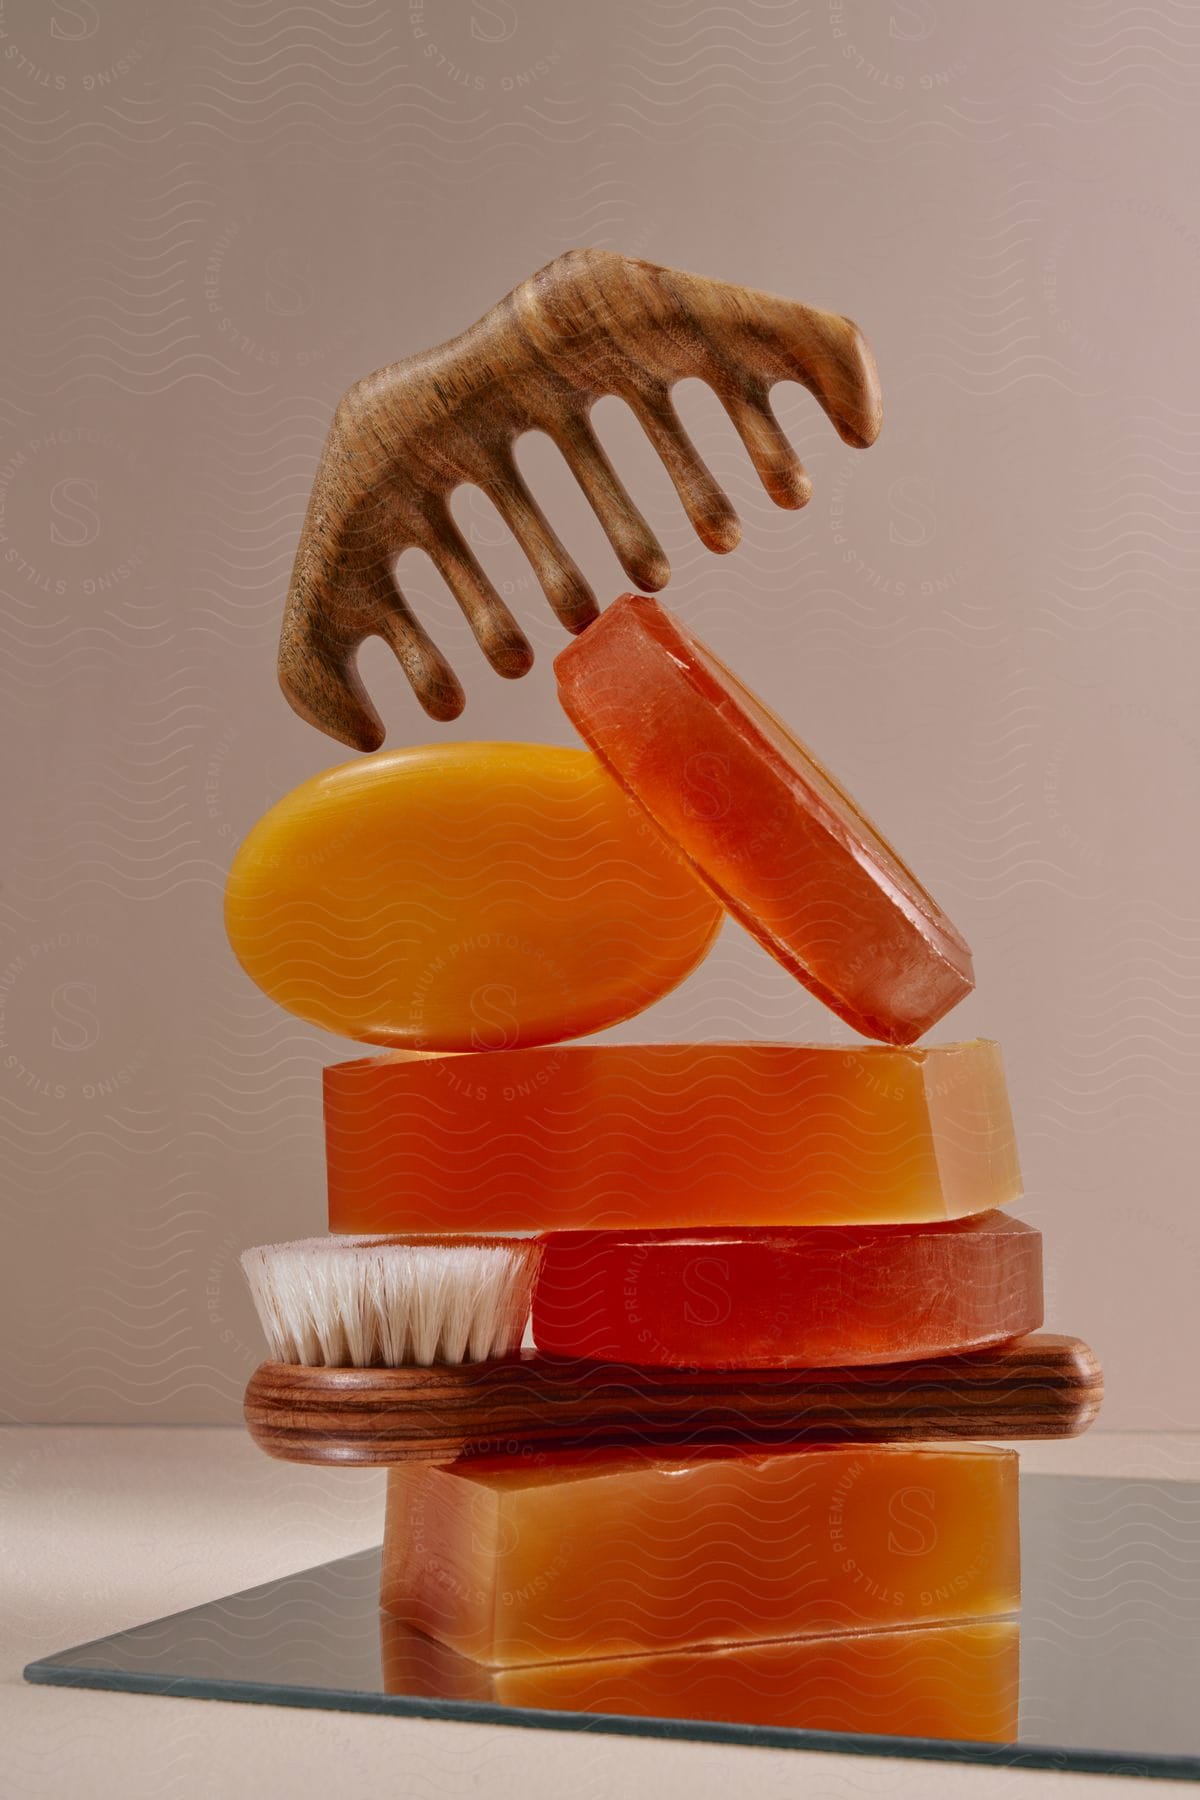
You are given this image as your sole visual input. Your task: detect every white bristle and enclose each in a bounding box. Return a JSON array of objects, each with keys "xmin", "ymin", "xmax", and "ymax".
[{"xmin": 240, "ymin": 1236, "xmax": 540, "ymax": 1367}]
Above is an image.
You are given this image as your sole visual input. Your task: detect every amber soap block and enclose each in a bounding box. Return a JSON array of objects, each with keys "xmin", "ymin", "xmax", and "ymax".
[
  {"xmin": 326, "ymin": 1039, "xmax": 1020, "ymax": 1233},
  {"xmin": 224, "ymin": 742, "xmax": 721, "ymax": 1052},
  {"xmin": 381, "ymin": 1441, "xmax": 1019, "ymax": 1666},
  {"xmin": 556, "ymin": 594, "xmax": 973, "ymax": 1045},
  {"xmin": 531, "ymin": 1213, "xmax": 1042, "ymax": 1369},
  {"xmin": 381, "ymin": 1612, "xmax": 1019, "ymax": 1743}
]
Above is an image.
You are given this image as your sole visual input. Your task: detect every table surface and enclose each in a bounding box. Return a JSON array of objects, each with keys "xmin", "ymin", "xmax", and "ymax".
[{"xmin": 5, "ymin": 1427, "xmax": 1199, "ymax": 1800}]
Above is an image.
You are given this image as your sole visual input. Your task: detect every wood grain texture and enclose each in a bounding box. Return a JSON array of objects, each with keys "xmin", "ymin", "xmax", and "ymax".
[
  {"xmin": 243, "ymin": 1333, "xmax": 1102, "ymax": 1467},
  {"xmin": 279, "ymin": 248, "xmax": 882, "ymax": 749}
]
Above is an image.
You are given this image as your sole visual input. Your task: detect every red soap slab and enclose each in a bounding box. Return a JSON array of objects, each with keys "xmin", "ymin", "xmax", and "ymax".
[
  {"xmin": 554, "ymin": 594, "xmax": 974, "ymax": 1044},
  {"xmin": 531, "ymin": 1213, "xmax": 1042, "ymax": 1368}
]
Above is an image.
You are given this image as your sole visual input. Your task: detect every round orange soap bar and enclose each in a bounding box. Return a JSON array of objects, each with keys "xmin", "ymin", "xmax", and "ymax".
[
  {"xmin": 555, "ymin": 595, "xmax": 974, "ymax": 1045},
  {"xmin": 224, "ymin": 742, "xmax": 722, "ymax": 1050}
]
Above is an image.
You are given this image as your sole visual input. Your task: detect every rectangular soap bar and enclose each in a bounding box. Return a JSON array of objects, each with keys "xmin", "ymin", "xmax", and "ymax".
[
  {"xmin": 327, "ymin": 1040, "xmax": 1021, "ymax": 1232},
  {"xmin": 381, "ymin": 1441, "xmax": 1019, "ymax": 1666},
  {"xmin": 381, "ymin": 1613, "xmax": 1020, "ymax": 1742},
  {"xmin": 531, "ymin": 1214, "xmax": 1043, "ymax": 1368}
]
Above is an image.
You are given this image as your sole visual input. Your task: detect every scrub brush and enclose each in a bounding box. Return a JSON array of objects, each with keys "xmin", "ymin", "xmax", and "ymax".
[{"xmin": 241, "ymin": 1235, "xmax": 540, "ymax": 1368}]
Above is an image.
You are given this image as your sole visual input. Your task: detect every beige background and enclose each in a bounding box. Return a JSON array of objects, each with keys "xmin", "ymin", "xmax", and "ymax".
[{"xmin": 3, "ymin": 0, "xmax": 1198, "ymax": 1428}]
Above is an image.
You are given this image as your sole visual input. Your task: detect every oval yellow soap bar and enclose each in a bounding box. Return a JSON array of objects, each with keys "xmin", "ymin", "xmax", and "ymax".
[{"xmin": 224, "ymin": 742, "xmax": 723, "ymax": 1050}]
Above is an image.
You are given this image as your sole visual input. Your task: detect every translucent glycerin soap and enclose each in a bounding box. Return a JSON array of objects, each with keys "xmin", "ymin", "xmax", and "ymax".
[
  {"xmin": 531, "ymin": 1213, "xmax": 1043, "ymax": 1368},
  {"xmin": 556, "ymin": 595, "xmax": 973, "ymax": 1045},
  {"xmin": 381, "ymin": 1441, "xmax": 1019, "ymax": 1666},
  {"xmin": 381, "ymin": 1612, "xmax": 1020, "ymax": 1742},
  {"xmin": 224, "ymin": 743, "xmax": 721, "ymax": 1051},
  {"xmin": 326, "ymin": 1040, "xmax": 1020, "ymax": 1233}
]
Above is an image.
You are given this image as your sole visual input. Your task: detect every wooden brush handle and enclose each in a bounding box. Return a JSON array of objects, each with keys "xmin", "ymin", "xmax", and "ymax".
[
  {"xmin": 279, "ymin": 248, "xmax": 882, "ymax": 750},
  {"xmin": 244, "ymin": 1333, "xmax": 1101, "ymax": 1467}
]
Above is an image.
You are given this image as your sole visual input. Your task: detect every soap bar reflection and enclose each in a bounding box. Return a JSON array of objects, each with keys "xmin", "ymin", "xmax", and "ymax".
[{"xmin": 380, "ymin": 1612, "xmax": 1019, "ymax": 1743}]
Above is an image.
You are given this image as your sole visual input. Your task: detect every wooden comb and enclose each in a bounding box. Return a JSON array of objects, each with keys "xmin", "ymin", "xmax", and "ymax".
[
  {"xmin": 279, "ymin": 248, "xmax": 882, "ymax": 749},
  {"xmin": 244, "ymin": 1333, "xmax": 1101, "ymax": 1467}
]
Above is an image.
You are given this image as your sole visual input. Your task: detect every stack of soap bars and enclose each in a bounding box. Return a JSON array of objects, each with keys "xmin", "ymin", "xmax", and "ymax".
[{"xmin": 227, "ymin": 594, "xmax": 1100, "ymax": 1745}]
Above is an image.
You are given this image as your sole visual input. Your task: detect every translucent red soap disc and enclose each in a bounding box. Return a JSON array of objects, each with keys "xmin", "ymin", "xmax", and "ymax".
[
  {"xmin": 531, "ymin": 1213, "xmax": 1043, "ymax": 1368},
  {"xmin": 555, "ymin": 594, "xmax": 974, "ymax": 1044}
]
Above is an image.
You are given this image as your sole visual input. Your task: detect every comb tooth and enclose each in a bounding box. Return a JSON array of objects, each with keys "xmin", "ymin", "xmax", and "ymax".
[
  {"xmin": 423, "ymin": 519, "xmax": 534, "ymax": 680},
  {"xmin": 630, "ymin": 390, "xmax": 741, "ymax": 555},
  {"xmin": 277, "ymin": 607, "xmax": 386, "ymax": 754},
  {"xmin": 550, "ymin": 414, "xmax": 671, "ymax": 593},
  {"xmin": 484, "ymin": 467, "xmax": 598, "ymax": 636},
  {"xmin": 368, "ymin": 569, "xmax": 465, "ymax": 724},
  {"xmin": 717, "ymin": 385, "xmax": 812, "ymax": 510},
  {"xmin": 793, "ymin": 309, "xmax": 883, "ymax": 450}
]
